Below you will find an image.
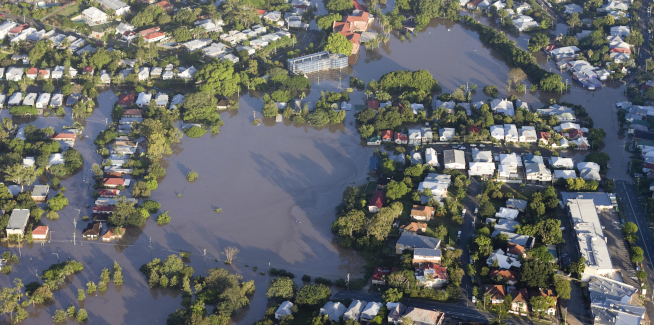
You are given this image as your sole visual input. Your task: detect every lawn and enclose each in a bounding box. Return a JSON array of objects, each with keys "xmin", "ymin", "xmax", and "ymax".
[
  {"xmin": 57, "ymin": 3, "xmax": 80, "ymax": 17},
  {"xmin": 499, "ymin": 184, "xmax": 533, "ymax": 201}
]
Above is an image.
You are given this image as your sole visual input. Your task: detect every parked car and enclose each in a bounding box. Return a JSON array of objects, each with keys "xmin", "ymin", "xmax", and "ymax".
[
  {"xmin": 474, "ymin": 207, "xmax": 478, "ymax": 215},
  {"xmin": 470, "ymin": 144, "xmax": 477, "ymax": 147},
  {"xmin": 479, "ymin": 144, "xmax": 486, "ymax": 147}
]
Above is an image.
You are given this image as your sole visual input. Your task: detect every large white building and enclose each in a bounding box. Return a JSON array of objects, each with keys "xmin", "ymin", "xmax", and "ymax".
[
  {"xmin": 568, "ymin": 199, "xmax": 615, "ymax": 280},
  {"xmin": 96, "ymin": 0, "xmax": 131, "ymax": 16},
  {"xmin": 82, "ymin": 7, "xmax": 108, "ymax": 26}
]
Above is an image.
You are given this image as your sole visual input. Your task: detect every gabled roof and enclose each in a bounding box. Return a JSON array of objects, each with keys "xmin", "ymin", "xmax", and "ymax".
[
  {"xmin": 489, "ymin": 269, "xmax": 518, "ymax": 282},
  {"xmin": 368, "ymin": 190, "xmax": 385, "ymax": 208}
]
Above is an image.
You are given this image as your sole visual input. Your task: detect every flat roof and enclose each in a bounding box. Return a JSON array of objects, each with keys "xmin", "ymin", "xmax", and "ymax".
[
  {"xmin": 7, "ymin": 209, "xmax": 30, "ymax": 230},
  {"xmin": 561, "ymin": 192, "xmax": 616, "ymax": 207},
  {"xmin": 568, "ymin": 199, "xmax": 614, "ymax": 272}
]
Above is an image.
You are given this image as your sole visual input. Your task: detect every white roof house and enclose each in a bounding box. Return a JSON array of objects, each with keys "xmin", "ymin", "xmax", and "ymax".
[
  {"xmin": 421, "ymin": 126, "xmax": 433, "ymax": 144},
  {"xmin": 169, "ymin": 94, "xmax": 184, "ymax": 110},
  {"xmin": 410, "ymin": 151, "xmax": 423, "ymax": 165},
  {"xmin": 51, "ymin": 66, "xmax": 65, "ymax": 79},
  {"xmin": 418, "ymin": 173, "xmax": 451, "ymax": 201},
  {"xmin": 550, "ymin": 157, "xmax": 574, "ymax": 169},
  {"xmin": 360, "ymin": 302, "xmax": 383, "ymax": 322},
  {"xmin": 136, "ymin": 92, "xmax": 152, "ymax": 107},
  {"xmin": 274, "ymin": 301, "xmax": 293, "ymax": 320},
  {"xmin": 519, "ymin": 126, "xmax": 537, "ymax": 143},
  {"xmin": 504, "ymin": 124, "xmax": 519, "ymax": 142},
  {"xmin": 81, "ymin": 7, "xmax": 108, "ymax": 26},
  {"xmin": 344, "ymin": 300, "xmax": 367, "ymax": 321},
  {"xmin": 48, "ymin": 153, "xmax": 64, "ymax": 167},
  {"xmin": 0, "ymin": 21, "xmax": 17, "ymax": 40},
  {"xmin": 486, "ymin": 249, "xmax": 521, "ymax": 269},
  {"xmin": 610, "ymin": 26, "xmax": 630, "ymax": 38},
  {"xmin": 155, "ymin": 93, "xmax": 169, "ymax": 107},
  {"xmin": 490, "ymin": 125, "xmax": 505, "ymax": 141},
  {"xmin": 491, "ymin": 99, "xmax": 515, "ymax": 116},
  {"xmin": 36, "ymin": 93, "xmax": 51, "ymax": 108},
  {"xmin": 97, "ymin": 0, "xmax": 131, "ymax": 15},
  {"xmin": 221, "ymin": 54, "xmax": 239, "ymax": 63},
  {"xmin": 138, "ymin": 67, "xmax": 150, "ymax": 81},
  {"xmin": 50, "ymin": 94, "xmax": 63, "ymax": 107},
  {"xmin": 425, "ymin": 148, "xmax": 439, "ymax": 167},
  {"xmin": 0, "ymin": 93, "xmax": 5, "ymax": 107},
  {"xmin": 203, "ymin": 43, "xmax": 230, "ymax": 57},
  {"xmin": 319, "ymin": 302, "xmax": 347, "ymax": 322},
  {"xmin": 115, "ymin": 22, "xmax": 134, "ymax": 34},
  {"xmin": 568, "ymin": 199, "xmax": 615, "ymax": 280},
  {"xmin": 439, "ymin": 128, "xmax": 455, "ymax": 141},
  {"xmin": 5, "ymin": 67, "xmax": 23, "ymax": 81},
  {"xmin": 184, "ymin": 38, "xmax": 213, "ymax": 51},
  {"xmin": 408, "ymin": 128, "xmax": 421, "ymax": 145},
  {"xmin": 177, "ymin": 66, "xmax": 197, "ymax": 79},
  {"xmin": 8, "ymin": 92, "xmax": 22, "ymax": 106},
  {"xmin": 554, "ymin": 169, "xmax": 577, "ymax": 179},
  {"xmin": 513, "ymin": 15, "xmax": 539, "ymax": 32},
  {"xmin": 580, "ymin": 169, "xmax": 601, "ymax": 181},
  {"xmin": 472, "ymin": 149, "xmax": 493, "ymax": 162},
  {"xmin": 468, "ymin": 162, "xmax": 495, "ymax": 176},
  {"xmin": 443, "ymin": 150, "xmax": 466, "ymax": 170},
  {"xmin": 495, "ymin": 207, "xmax": 519, "ymax": 220},
  {"xmin": 23, "ymin": 93, "xmax": 37, "ymax": 106},
  {"xmin": 577, "ymin": 162, "xmax": 601, "ymax": 172}
]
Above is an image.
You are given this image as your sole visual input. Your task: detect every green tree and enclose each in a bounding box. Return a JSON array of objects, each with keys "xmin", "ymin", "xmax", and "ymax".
[
  {"xmin": 358, "ymin": 125, "xmax": 375, "ymax": 138},
  {"xmin": 78, "ymin": 289, "xmax": 85, "ymax": 301},
  {"xmin": 157, "ymin": 211, "xmax": 171, "ymax": 225},
  {"xmin": 316, "ymin": 13, "xmax": 342, "ymax": 30},
  {"xmin": 325, "ymin": 0, "xmax": 354, "ymax": 12},
  {"xmin": 324, "ymin": 33, "xmax": 353, "ymax": 56},
  {"xmin": 630, "ymin": 246, "xmax": 644, "ymax": 264},
  {"xmin": 47, "ymin": 193, "xmax": 69, "ymax": 211},
  {"xmin": 622, "ymin": 222, "xmax": 639, "ymax": 244},
  {"xmin": 295, "ymin": 284, "xmax": 331, "ymax": 306},
  {"xmin": 5, "ymin": 164, "xmax": 36, "ymax": 191},
  {"xmin": 383, "ymin": 288, "xmax": 403, "ymax": 302},
  {"xmin": 385, "ymin": 180, "xmax": 408, "ymax": 200},
  {"xmin": 196, "ymin": 60, "xmax": 241, "ymax": 96},
  {"xmin": 530, "ymin": 295, "xmax": 555, "ymax": 319},
  {"xmin": 553, "ymin": 275, "xmax": 571, "ymax": 299},
  {"xmin": 173, "ymin": 27, "xmax": 193, "ymax": 42},
  {"xmin": 519, "ymin": 260, "xmax": 553, "ymax": 288},
  {"xmin": 266, "ymin": 277, "xmax": 296, "ymax": 300},
  {"xmin": 76, "ymin": 308, "xmax": 88, "ymax": 322},
  {"xmin": 566, "ymin": 12, "xmax": 580, "ymax": 27},
  {"xmin": 53, "ymin": 310, "xmax": 67, "ymax": 323}
]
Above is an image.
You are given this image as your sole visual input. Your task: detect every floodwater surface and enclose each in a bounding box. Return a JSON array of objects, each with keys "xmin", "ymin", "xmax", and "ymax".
[{"xmin": 0, "ymin": 15, "xmax": 634, "ymax": 325}]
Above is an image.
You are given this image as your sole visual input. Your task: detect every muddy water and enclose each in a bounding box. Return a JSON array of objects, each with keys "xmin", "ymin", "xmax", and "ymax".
[{"xmin": 0, "ymin": 15, "xmax": 634, "ymax": 325}]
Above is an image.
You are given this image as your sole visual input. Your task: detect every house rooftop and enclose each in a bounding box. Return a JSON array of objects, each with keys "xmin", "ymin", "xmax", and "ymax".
[{"xmin": 397, "ymin": 232, "xmax": 441, "ymax": 249}]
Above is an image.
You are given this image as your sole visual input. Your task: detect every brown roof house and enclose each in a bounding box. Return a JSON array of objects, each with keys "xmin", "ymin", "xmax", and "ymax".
[
  {"xmin": 102, "ymin": 227, "xmax": 126, "ymax": 242},
  {"xmin": 367, "ymin": 190, "xmax": 385, "ymax": 213},
  {"xmin": 83, "ymin": 222, "xmax": 103, "ymax": 240},
  {"xmin": 400, "ymin": 222, "xmax": 427, "ymax": 234},
  {"xmin": 103, "ymin": 178, "xmax": 131, "ymax": 188},
  {"xmin": 402, "ymin": 307, "xmax": 445, "ymax": 325},
  {"xmin": 509, "ymin": 288, "xmax": 529, "ymax": 315},
  {"xmin": 484, "ymin": 285, "xmax": 506, "ymax": 304},
  {"xmin": 506, "ymin": 243, "xmax": 527, "ymax": 258},
  {"xmin": 410, "ymin": 205, "xmax": 435, "ymax": 221},
  {"xmin": 371, "ymin": 267, "xmax": 391, "ymax": 286},
  {"xmin": 489, "ymin": 269, "xmax": 519, "ymax": 286},
  {"xmin": 32, "ymin": 225, "xmax": 49, "ymax": 240}
]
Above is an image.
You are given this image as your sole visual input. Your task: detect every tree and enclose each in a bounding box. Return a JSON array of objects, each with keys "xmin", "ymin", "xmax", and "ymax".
[
  {"xmin": 553, "ymin": 275, "xmax": 571, "ymax": 299},
  {"xmin": 334, "ymin": 209, "xmax": 365, "ymax": 237},
  {"xmin": 78, "ymin": 289, "xmax": 85, "ymax": 301},
  {"xmin": 358, "ymin": 125, "xmax": 375, "ymax": 138},
  {"xmin": 587, "ymin": 128, "xmax": 606, "ymax": 149},
  {"xmin": 132, "ymin": 181, "xmax": 151, "ymax": 198},
  {"xmin": 173, "ymin": 27, "xmax": 193, "ymax": 42},
  {"xmin": 53, "ymin": 310, "xmax": 67, "ymax": 323},
  {"xmin": 224, "ymin": 246, "xmax": 239, "ymax": 264},
  {"xmin": 519, "ymin": 260, "xmax": 553, "ymax": 288},
  {"xmin": 528, "ymin": 245, "xmax": 555, "ymax": 263},
  {"xmin": 483, "ymin": 85, "xmax": 498, "ymax": 98},
  {"xmin": 507, "ymin": 68, "xmax": 527, "ymax": 87},
  {"xmin": 316, "ymin": 13, "xmax": 342, "ymax": 30},
  {"xmin": 569, "ymin": 257, "xmax": 586, "ymax": 277},
  {"xmin": 585, "ymin": 152, "xmax": 610, "ymax": 168},
  {"xmin": 325, "ymin": 0, "xmax": 354, "ymax": 12},
  {"xmin": 296, "ymin": 284, "xmax": 331, "ymax": 306},
  {"xmin": 156, "ymin": 211, "xmax": 171, "ymax": 225},
  {"xmin": 195, "ymin": 60, "xmax": 241, "ymax": 96},
  {"xmin": 630, "ymin": 246, "xmax": 644, "ymax": 264},
  {"xmin": 324, "ymin": 33, "xmax": 353, "ymax": 56},
  {"xmin": 530, "ymin": 295, "xmax": 555, "ymax": 319},
  {"xmin": 266, "ymin": 277, "xmax": 296, "ymax": 300},
  {"xmin": 47, "ymin": 193, "xmax": 69, "ymax": 211},
  {"xmin": 5, "ymin": 164, "xmax": 36, "ymax": 191},
  {"xmin": 566, "ymin": 13, "xmax": 580, "ymax": 27},
  {"xmin": 622, "ymin": 222, "xmax": 639, "ymax": 243},
  {"xmin": 528, "ymin": 33, "xmax": 550, "ymax": 52},
  {"xmin": 383, "ymin": 288, "xmax": 403, "ymax": 302},
  {"xmin": 113, "ymin": 261, "xmax": 123, "ymax": 285},
  {"xmin": 76, "ymin": 308, "xmax": 88, "ymax": 322},
  {"xmin": 186, "ymin": 171, "xmax": 199, "ymax": 182},
  {"xmin": 385, "ymin": 180, "xmax": 408, "ymax": 200}
]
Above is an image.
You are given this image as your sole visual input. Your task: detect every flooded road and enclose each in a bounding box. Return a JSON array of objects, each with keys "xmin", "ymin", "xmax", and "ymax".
[{"xmin": 0, "ymin": 15, "xmax": 633, "ymax": 325}]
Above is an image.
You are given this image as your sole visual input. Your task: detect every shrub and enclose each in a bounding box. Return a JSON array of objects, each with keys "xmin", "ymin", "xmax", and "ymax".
[
  {"xmin": 269, "ymin": 268, "xmax": 295, "ymax": 278},
  {"xmin": 314, "ymin": 277, "xmax": 332, "ymax": 285},
  {"xmin": 184, "ymin": 126, "xmax": 206, "ymax": 138},
  {"xmin": 186, "ymin": 171, "xmax": 198, "ymax": 182},
  {"xmin": 302, "ymin": 275, "xmax": 311, "ymax": 282},
  {"xmin": 157, "ymin": 211, "xmax": 171, "ymax": 225}
]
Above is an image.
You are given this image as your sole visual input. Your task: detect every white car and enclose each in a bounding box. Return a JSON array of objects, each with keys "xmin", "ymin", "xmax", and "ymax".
[
  {"xmin": 460, "ymin": 146, "xmax": 466, "ymax": 150},
  {"xmin": 474, "ymin": 207, "xmax": 478, "ymax": 215},
  {"xmin": 479, "ymin": 144, "xmax": 485, "ymax": 147},
  {"xmin": 462, "ymin": 209, "xmax": 467, "ymax": 215},
  {"xmin": 470, "ymin": 144, "xmax": 477, "ymax": 147}
]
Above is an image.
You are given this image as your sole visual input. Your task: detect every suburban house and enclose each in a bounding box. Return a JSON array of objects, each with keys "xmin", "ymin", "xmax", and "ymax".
[
  {"xmin": 554, "ymin": 169, "xmax": 577, "ymax": 179},
  {"xmin": 400, "ymin": 222, "xmax": 428, "ymax": 234},
  {"xmin": 31, "ymin": 185, "xmax": 50, "ymax": 202},
  {"xmin": 387, "ymin": 303, "xmax": 407, "ymax": 324},
  {"xmin": 519, "ymin": 126, "xmax": 537, "ymax": 142},
  {"xmin": 484, "ymin": 285, "xmax": 506, "ymax": 304},
  {"xmin": 396, "ymin": 232, "xmax": 441, "ymax": 254},
  {"xmin": 504, "ymin": 124, "xmax": 519, "ymax": 142},
  {"xmin": 495, "ymin": 207, "xmax": 519, "ymax": 220},
  {"xmin": 537, "ymin": 131, "xmax": 551, "ymax": 145},
  {"xmin": 439, "ymin": 128, "xmax": 455, "ymax": 141},
  {"xmin": 418, "ymin": 173, "xmax": 451, "ymax": 203},
  {"xmin": 506, "ymin": 198, "xmax": 528, "ymax": 211},
  {"xmin": 490, "ymin": 125, "xmax": 505, "ymax": 141},
  {"xmin": 425, "ymin": 148, "xmax": 439, "ymax": 166},
  {"xmin": 136, "ymin": 92, "xmax": 152, "ymax": 107},
  {"xmin": 344, "ymin": 300, "xmax": 366, "ymax": 321},
  {"xmin": 372, "ymin": 267, "xmax": 392, "ymax": 285},
  {"xmin": 118, "ymin": 93, "xmax": 135, "ymax": 107},
  {"xmin": 410, "ymin": 151, "xmax": 422, "ymax": 165},
  {"xmin": 103, "ymin": 178, "xmax": 130, "ymax": 188},
  {"xmin": 408, "ymin": 128, "xmax": 422, "ymax": 145},
  {"xmin": 32, "ymin": 225, "xmax": 49, "ymax": 240},
  {"xmin": 550, "ymin": 157, "xmax": 574, "ymax": 169},
  {"xmin": 530, "ymin": 289, "xmax": 557, "ymax": 316},
  {"xmin": 83, "ymin": 223, "xmax": 103, "ymax": 240},
  {"xmin": 402, "ymin": 308, "xmax": 445, "ymax": 325},
  {"xmin": 412, "ymin": 248, "xmax": 442, "ymax": 266},
  {"xmin": 524, "ymin": 155, "xmax": 552, "ymax": 182},
  {"xmin": 415, "ymin": 264, "xmax": 448, "ymax": 288},
  {"xmin": 489, "ymin": 269, "xmax": 518, "ymax": 285},
  {"xmin": 368, "ymin": 190, "xmax": 385, "ymax": 213},
  {"xmin": 486, "ymin": 249, "xmax": 522, "ymax": 269},
  {"xmin": 443, "ymin": 150, "xmax": 465, "ymax": 169},
  {"xmin": 394, "ymin": 132, "xmax": 408, "ymax": 144},
  {"xmin": 381, "ymin": 130, "xmax": 394, "ymax": 142},
  {"xmin": 509, "ymin": 288, "xmax": 529, "ymax": 315},
  {"xmin": 472, "ymin": 149, "xmax": 493, "ymax": 162},
  {"xmin": 360, "ymin": 302, "xmax": 383, "ymax": 323},
  {"xmin": 102, "ymin": 227, "xmax": 125, "ymax": 242},
  {"xmin": 275, "ymin": 301, "xmax": 293, "ymax": 320},
  {"xmin": 82, "ymin": 7, "xmax": 108, "ymax": 25},
  {"xmin": 421, "ymin": 126, "xmax": 433, "ymax": 144},
  {"xmin": 410, "ymin": 205, "xmax": 435, "ymax": 220},
  {"xmin": 491, "ymin": 99, "xmax": 515, "ymax": 116},
  {"xmin": 319, "ymin": 302, "xmax": 346, "ymax": 322},
  {"xmin": 580, "ymin": 168, "xmax": 601, "ymax": 181},
  {"xmin": 468, "ymin": 162, "xmax": 495, "ymax": 177},
  {"xmin": 35, "ymin": 93, "xmax": 50, "ymax": 108},
  {"xmin": 98, "ymin": 189, "xmax": 120, "ymax": 197},
  {"xmin": 96, "ymin": 0, "xmax": 131, "ymax": 15},
  {"xmin": 6, "ymin": 209, "xmax": 30, "ymax": 237},
  {"xmin": 505, "ymin": 244, "xmax": 524, "ymax": 260},
  {"xmin": 50, "ymin": 94, "xmax": 63, "ymax": 107}
]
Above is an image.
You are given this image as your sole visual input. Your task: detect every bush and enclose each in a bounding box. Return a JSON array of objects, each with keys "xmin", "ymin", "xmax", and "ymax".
[
  {"xmin": 314, "ymin": 277, "xmax": 332, "ymax": 285},
  {"xmin": 156, "ymin": 211, "xmax": 171, "ymax": 225},
  {"xmin": 302, "ymin": 275, "xmax": 311, "ymax": 282},
  {"xmin": 268, "ymin": 268, "xmax": 295, "ymax": 278},
  {"xmin": 141, "ymin": 200, "xmax": 161, "ymax": 213},
  {"xmin": 184, "ymin": 126, "xmax": 206, "ymax": 138},
  {"xmin": 46, "ymin": 211, "xmax": 59, "ymax": 220},
  {"xmin": 186, "ymin": 171, "xmax": 198, "ymax": 182},
  {"xmin": 483, "ymin": 85, "xmax": 499, "ymax": 98}
]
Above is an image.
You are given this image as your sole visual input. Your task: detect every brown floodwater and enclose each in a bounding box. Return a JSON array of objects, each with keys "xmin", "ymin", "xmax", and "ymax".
[{"xmin": 0, "ymin": 15, "xmax": 633, "ymax": 325}]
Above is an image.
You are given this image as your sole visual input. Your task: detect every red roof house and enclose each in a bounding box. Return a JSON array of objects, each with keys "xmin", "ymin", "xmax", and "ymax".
[
  {"xmin": 466, "ymin": 125, "xmax": 481, "ymax": 134},
  {"xmin": 372, "ymin": 267, "xmax": 391, "ymax": 285},
  {"xmin": 567, "ymin": 129, "xmax": 583, "ymax": 139},
  {"xmin": 102, "ymin": 227, "xmax": 126, "ymax": 242},
  {"xmin": 353, "ymin": 0, "xmax": 368, "ymax": 11},
  {"xmin": 155, "ymin": 1, "xmax": 174, "ymax": 12},
  {"xmin": 93, "ymin": 206, "xmax": 114, "ymax": 214},
  {"xmin": 256, "ymin": 9, "xmax": 267, "ymax": 15},
  {"xmin": 8, "ymin": 24, "xmax": 29, "ymax": 36},
  {"xmin": 381, "ymin": 130, "xmax": 394, "ymax": 141},
  {"xmin": 51, "ymin": 133, "xmax": 77, "ymax": 140},
  {"xmin": 98, "ymin": 189, "xmax": 119, "ymax": 197},
  {"xmin": 139, "ymin": 27, "xmax": 160, "ymax": 36},
  {"xmin": 32, "ymin": 226, "xmax": 49, "ymax": 240},
  {"xmin": 82, "ymin": 66, "xmax": 94, "ymax": 74},
  {"xmin": 26, "ymin": 67, "xmax": 38, "ymax": 78},
  {"xmin": 103, "ymin": 178, "xmax": 129, "ymax": 188},
  {"xmin": 367, "ymin": 99, "xmax": 380, "ymax": 110},
  {"xmin": 118, "ymin": 93, "xmax": 135, "ymax": 107},
  {"xmin": 368, "ymin": 190, "xmax": 385, "ymax": 213},
  {"xmin": 123, "ymin": 108, "xmax": 143, "ymax": 117}
]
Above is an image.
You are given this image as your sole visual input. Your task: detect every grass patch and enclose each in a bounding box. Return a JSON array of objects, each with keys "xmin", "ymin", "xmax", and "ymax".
[
  {"xmin": 364, "ymin": 181, "xmax": 377, "ymax": 196},
  {"xmin": 57, "ymin": 4, "xmax": 81, "ymax": 17},
  {"xmin": 499, "ymin": 184, "xmax": 532, "ymax": 201}
]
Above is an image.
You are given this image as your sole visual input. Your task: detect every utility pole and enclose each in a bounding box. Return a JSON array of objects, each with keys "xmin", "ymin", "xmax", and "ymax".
[
  {"xmin": 149, "ymin": 237, "xmax": 153, "ymax": 260},
  {"xmin": 73, "ymin": 218, "xmax": 77, "ymax": 246},
  {"xmin": 347, "ymin": 273, "xmax": 350, "ymax": 290},
  {"xmin": 203, "ymin": 249, "xmax": 207, "ymax": 272}
]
